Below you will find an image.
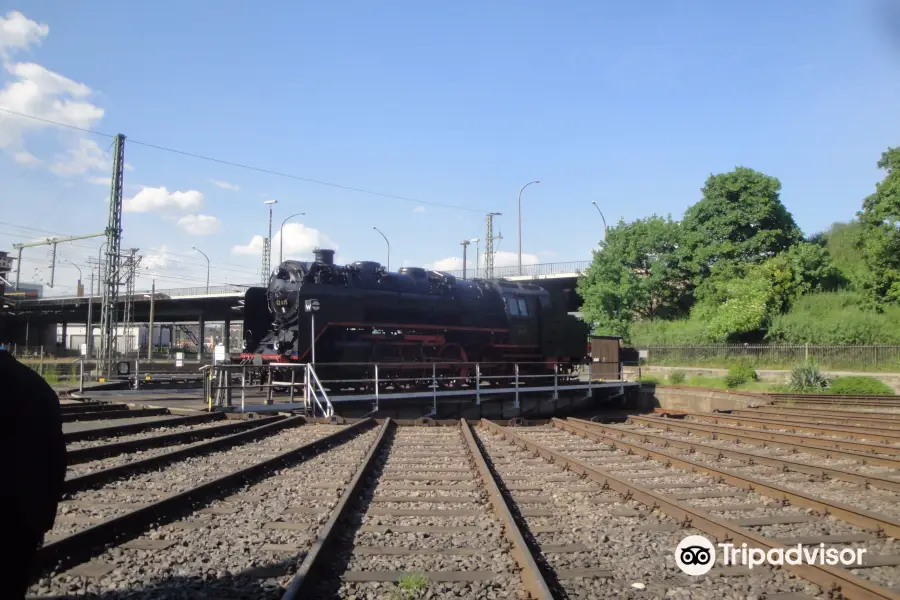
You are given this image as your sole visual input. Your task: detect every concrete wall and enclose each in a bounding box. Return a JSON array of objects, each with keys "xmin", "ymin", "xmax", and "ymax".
[
  {"xmin": 636, "ymin": 384, "xmax": 769, "ymax": 413},
  {"xmin": 637, "ymin": 365, "xmax": 900, "ymax": 394}
]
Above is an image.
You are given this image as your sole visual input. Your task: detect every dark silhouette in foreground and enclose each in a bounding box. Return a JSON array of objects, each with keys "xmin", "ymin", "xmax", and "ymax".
[{"xmin": 0, "ymin": 349, "xmax": 67, "ymax": 599}]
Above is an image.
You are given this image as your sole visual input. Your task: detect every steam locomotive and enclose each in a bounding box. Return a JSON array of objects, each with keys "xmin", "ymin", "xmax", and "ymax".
[{"xmin": 238, "ymin": 249, "xmax": 590, "ymax": 389}]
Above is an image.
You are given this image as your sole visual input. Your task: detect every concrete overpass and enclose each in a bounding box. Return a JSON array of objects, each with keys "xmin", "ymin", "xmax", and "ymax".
[{"xmin": 0, "ymin": 260, "xmax": 590, "ymax": 348}]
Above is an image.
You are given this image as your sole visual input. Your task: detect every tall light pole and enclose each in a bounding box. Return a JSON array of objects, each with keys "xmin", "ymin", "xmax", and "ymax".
[
  {"xmin": 517, "ymin": 180, "xmax": 540, "ymax": 275},
  {"xmin": 372, "ymin": 226, "xmax": 390, "ymax": 271},
  {"xmin": 460, "ymin": 239, "xmax": 471, "ymax": 280},
  {"xmin": 470, "ymin": 238, "xmax": 480, "ymax": 278},
  {"xmin": 279, "ymin": 212, "xmax": 305, "ymax": 264},
  {"xmin": 65, "ymin": 260, "xmax": 83, "ymax": 297},
  {"xmin": 590, "ymin": 201, "xmax": 608, "ymax": 237},
  {"xmin": 192, "ymin": 246, "xmax": 210, "ymax": 293},
  {"xmin": 262, "ymin": 200, "xmax": 277, "ymax": 283}
]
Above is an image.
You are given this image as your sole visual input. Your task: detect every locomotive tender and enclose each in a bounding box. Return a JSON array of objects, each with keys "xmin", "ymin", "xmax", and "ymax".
[{"xmin": 239, "ymin": 248, "xmax": 589, "ymax": 388}]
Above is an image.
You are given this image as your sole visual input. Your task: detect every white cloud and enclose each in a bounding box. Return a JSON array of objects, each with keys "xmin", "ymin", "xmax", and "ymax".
[
  {"xmin": 428, "ymin": 250, "xmax": 540, "ymax": 273},
  {"xmin": 13, "ymin": 149, "xmax": 38, "ymax": 165},
  {"xmin": 177, "ymin": 214, "xmax": 221, "ymax": 236},
  {"xmin": 232, "ymin": 222, "xmax": 337, "ymax": 261},
  {"xmin": 87, "ymin": 175, "xmax": 109, "ymax": 186},
  {"xmin": 0, "ymin": 10, "xmax": 48, "ymax": 59},
  {"xmin": 124, "ymin": 186, "xmax": 204, "ymax": 213},
  {"xmin": 0, "ymin": 11, "xmax": 107, "ymax": 181},
  {"xmin": 142, "ymin": 245, "xmax": 169, "ymax": 270},
  {"xmin": 210, "ymin": 179, "xmax": 239, "ymax": 191},
  {"xmin": 413, "ymin": 205, "xmax": 425, "ymax": 214},
  {"xmin": 50, "ymin": 138, "xmax": 106, "ymax": 175}
]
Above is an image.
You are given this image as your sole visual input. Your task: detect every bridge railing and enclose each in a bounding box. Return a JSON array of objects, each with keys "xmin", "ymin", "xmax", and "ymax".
[
  {"xmin": 438, "ymin": 260, "xmax": 592, "ymax": 279},
  {"xmin": 14, "ymin": 260, "xmax": 592, "ymax": 304}
]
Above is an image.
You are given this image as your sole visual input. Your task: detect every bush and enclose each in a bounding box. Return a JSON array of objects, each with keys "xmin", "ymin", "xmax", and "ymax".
[
  {"xmin": 789, "ymin": 360, "xmax": 829, "ymax": 393},
  {"xmin": 638, "ymin": 375, "xmax": 661, "ymax": 385},
  {"xmin": 828, "ymin": 376, "xmax": 895, "ymax": 396},
  {"xmin": 724, "ymin": 363, "xmax": 758, "ymax": 388},
  {"xmin": 668, "ymin": 370, "xmax": 686, "ymax": 384}
]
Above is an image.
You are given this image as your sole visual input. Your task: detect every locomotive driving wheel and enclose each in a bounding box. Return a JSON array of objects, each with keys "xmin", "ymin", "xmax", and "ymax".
[{"xmin": 436, "ymin": 343, "xmax": 469, "ymax": 387}]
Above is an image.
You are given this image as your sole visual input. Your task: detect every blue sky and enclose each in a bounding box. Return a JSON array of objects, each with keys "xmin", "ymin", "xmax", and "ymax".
[{"xmin": 0, "ymin": 1, "xmax": 898, "ymax": 295}]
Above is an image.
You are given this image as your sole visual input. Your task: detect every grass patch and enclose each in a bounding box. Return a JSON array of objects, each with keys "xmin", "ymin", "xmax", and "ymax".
[
  {"xmin": 672, "ymin": 375, "xmax": 786, "ymax": 392},
  {"xmin": 391, "ymin": 573, "xmax": 429, "ymax": 600}
]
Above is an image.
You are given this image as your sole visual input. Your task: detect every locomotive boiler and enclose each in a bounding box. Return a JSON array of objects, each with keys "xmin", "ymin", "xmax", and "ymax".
[{"xmin": 239, "ymin": 248, "xmax": 589, "ymax": 388}]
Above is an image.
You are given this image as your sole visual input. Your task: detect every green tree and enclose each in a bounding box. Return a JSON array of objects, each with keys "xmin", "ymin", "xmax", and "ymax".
[
  {"xmin": 816, "ymin": 221, "xmax": 868, "ymax": 289},
  {"xmin": 858, "ymin": 147, "xmax": 900, "ymax": 309},
  {"xmin": 680, "ymin": 167, "xmax": 803, "ymax": 283},
  {"xmin": 577, "ymin": 215, "xmax": 689, "ymax": 338},
  {"xmin": 760, "ymin": 242, "xmax": 844, "ymax": 312}
]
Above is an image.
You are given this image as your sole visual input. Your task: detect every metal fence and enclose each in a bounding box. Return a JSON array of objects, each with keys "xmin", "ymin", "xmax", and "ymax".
[{"xmin": 637, "ymin": 344, "xmax": 900, "ymax": 372}]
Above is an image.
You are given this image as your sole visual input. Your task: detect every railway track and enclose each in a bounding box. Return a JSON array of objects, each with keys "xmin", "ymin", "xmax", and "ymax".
[
  {"xmin": 540, "ymin": 417, "xmax": 900, "ymax": 598},
  {"xmin": 28, "ymin": 404, "xmax": 900, "ymax": 599},
  {"xmin": 32, "ymin": 422, "xmax": 382, "ymax": 599},
  {"xmin": 282, "ymin": 420, "xmax": 550, "ymax": 599}
]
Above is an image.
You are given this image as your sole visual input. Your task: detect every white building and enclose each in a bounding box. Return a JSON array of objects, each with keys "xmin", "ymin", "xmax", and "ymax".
[{"xmin": 58, "ymin": 324, "xmax": 172, "ymax": 354}]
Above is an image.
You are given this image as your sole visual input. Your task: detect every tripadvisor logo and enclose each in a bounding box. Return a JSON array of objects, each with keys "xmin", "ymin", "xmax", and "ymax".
[{"xmin": 675, "ymin": 535, "xmax": 867, "ymax": 576}]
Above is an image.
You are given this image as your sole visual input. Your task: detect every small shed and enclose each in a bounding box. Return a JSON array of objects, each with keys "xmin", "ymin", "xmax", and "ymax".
[{"xmin": 588, "ymin": 335, "xmax": 622, "ymax": 381}]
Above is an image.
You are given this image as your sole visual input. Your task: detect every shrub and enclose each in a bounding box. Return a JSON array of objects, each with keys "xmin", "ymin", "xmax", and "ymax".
[
  {"xmin": 668, "ymin": 370, "xmax": 686, "ymax": 384},
  {"xmin": 789, "ymin": 360, "xmax": 829, "ymax": 393},
  {"xmin": 638, "ymin": 375, "xmax": 661, "ymax": 385},
  {"xmin": 724, "ymin": 363, "xmax": 758, "ymax": 388},
  {"xmin": 828, "ymin": 376, "xmax": 895, "ymax": 396}
]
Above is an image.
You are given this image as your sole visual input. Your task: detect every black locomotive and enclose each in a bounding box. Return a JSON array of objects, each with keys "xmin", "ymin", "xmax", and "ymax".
[{"xmin": 238, "ymin": 248, "xmax": 589, "ymax": 389}]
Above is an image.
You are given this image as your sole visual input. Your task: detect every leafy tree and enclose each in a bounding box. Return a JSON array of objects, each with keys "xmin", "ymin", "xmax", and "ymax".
[
  {"xmin": 680, "ymin": 167, "xmax": 803, "ymax": 283},
  {"xmin": 577, "ymin": 215, "xmax": 689, "ymax": 338},
  {"xmin": 817, "ymin": 221, "xmax": 868, "ymax": 289},
  {"xmin": 857, "ymin": 147, "xmax": 900, "ymax": 309},
  {"xmin": 691, "ymin": 265, "xmax": 776, "ymax": 341},
  {"xmin": 759, "ymin": 242, "xmax": 844, "ymax": 312}
]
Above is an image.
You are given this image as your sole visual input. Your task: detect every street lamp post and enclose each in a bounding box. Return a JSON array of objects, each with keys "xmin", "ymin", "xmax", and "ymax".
[
  {"xmin": 460, "ymin": 239, "xmax": 471, "ymax": 280},
  {"xmin": 192, "ymin": 246, "xmax": 210, "ymax": 293},
  {"xmin": 470, "ymin": 238, "xmax": 480, "ymax": 278},
  {"xmin": 590, "ymin": 201, "xmax": 608, "ymax": 236},
  {"xmin": 372, "ymin": 226, "xmax": 390, "ymax": 271},
  {"xmin": 65, "ymin": 260, "xmax": 83, "ymax": 296},
  {"xmin": 279, "ymin": 212, "xmax": 305, "ymax": 265},
  {"xmin": 517, "ymin": 180, "xmax": 540, "ymax": 275}
]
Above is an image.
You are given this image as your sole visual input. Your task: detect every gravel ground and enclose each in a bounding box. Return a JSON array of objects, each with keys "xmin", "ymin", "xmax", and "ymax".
[
  {"xmin": 518, "ymin": 425, "xmax": 900, "ymax": 593},
  {"xmin": 66, "ymin": 418, "xmax": 234, "ymax": 450},
  {"xmin": 47, "ymin": 424, "xmax": 348, "ymax": 541},
  {"xmin": 313, "ymin": 426, "xmax": 531, "ymax": 600},
  {"xmin": 30, "ymin": 424, "xmax": 380, "ymax": 600},
  {"xmin": 63, "ymin": 415, "xmax": 189, "ymax": 435},
  {"xmin": 741, "ymin": 411, "xmax": 900, "ymax": 430}
]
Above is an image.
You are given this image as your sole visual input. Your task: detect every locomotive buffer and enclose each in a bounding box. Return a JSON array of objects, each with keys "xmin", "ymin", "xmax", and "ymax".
[{"xmin": 304, "ymin": 298, "xmax": 320, "ymax": 363}]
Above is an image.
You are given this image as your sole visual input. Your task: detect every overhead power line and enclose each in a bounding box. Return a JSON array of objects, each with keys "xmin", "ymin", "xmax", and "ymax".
[{"xmin": 0, "ymin": 107, "xmax": 486, "ymax": 213}]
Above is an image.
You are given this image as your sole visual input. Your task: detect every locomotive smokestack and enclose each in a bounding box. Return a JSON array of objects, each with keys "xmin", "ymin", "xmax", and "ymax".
[{"xmin": 313, "ymin": 248, "xmax": 335, "ymax": 265}]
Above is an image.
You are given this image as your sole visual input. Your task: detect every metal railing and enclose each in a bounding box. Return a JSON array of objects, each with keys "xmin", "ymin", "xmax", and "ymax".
[
  {"xmin": 443, "ymin": 260, "xmax": 591, "ymax": 279},
  {"xmin": 200, "ymin": 360, "xmax": 631, "ymax": 416}
]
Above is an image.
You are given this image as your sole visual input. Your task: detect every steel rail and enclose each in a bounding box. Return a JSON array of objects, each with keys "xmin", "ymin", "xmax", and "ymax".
[
  {"xmin": 568, "ymin": 418, "xmax": 900, "ymax": 493},
  {"xmin": 38, "ymin": 418, "xmax": 378, "ymax": 578},
  {"xmin": 66, "ymin": 415, "xmax": 283, "ymax": 465},
  {"xmin": 627, "ymin": 415, "xmax": 900, "ymax": 468},
  {"xmin": 554, "ymin": 418, "xmax": 900, "ymax": 537},
  {"xmin": 732, "ymin": 407, "xmax": 900, "ymax": 425},
  {"xmin": 64, "ymin": 415, "xmax": 297, "ymax": 493},
  {"xmin": 63, "ymin": 412, "xmax": 222, "ymax": 443},
  {"xmin": 481, "ymin": 419, "xmax": 900, "ymax": 600},
  {"xmin": 281, "ymin": 418, "xmax": 393, "ymax": 599},
  {"xmin": 727, "ymin": 410, "xmax": 900, "ymax": 430},
  {"xmin": 773, "ymin": 399, "xmax": 900, "ymax": 408},
  {"xmin": 461, "ymin": 419, "xmax": 555, "ymax": 600},
  {"xmin": 60, "ymin": 407, "xmax": 170, "ymax": 422},
  {"xmin": 685, "ymin": 413, "xmax": 900, "ymax": 444},
  {"xmin": 59, "ymin": 403, "xmax": 129, "ymax": 414}
]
